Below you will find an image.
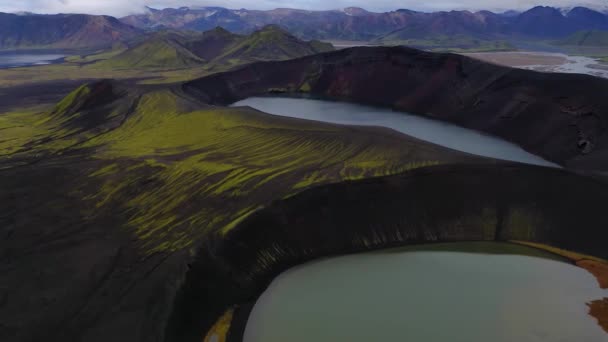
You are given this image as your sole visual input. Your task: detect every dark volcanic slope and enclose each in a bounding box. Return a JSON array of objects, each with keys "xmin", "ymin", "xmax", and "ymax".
[{"xmin": 184, "ymin": 46, "xmax": 608, "ymax": 172}]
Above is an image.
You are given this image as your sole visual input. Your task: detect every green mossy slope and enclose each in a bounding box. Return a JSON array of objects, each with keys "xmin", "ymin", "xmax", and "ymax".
[
  {"xmin": 90, "ymin": 26, "xmax": 334, "ymax": 72},
  {"xmin": 0, "ymin": 81, "xmax": 484, "ymax": 341},
  {"xmin": 1, "ymin": 81, "xmax": 478, "ymax": 253},
  {"xmin": 94, "ymin": 34, "xmax": 206, "ymax": 70},
  {"xmin": 555, "ymin": 30, "xmax": 608, "ymax": 46},
  {"xmin": 3, "ymin": 78, "xmax": 608, "ymax": 342},
  {"xmin": 215, "ymin": 25, "xmax": 333, "ymax": 63}
]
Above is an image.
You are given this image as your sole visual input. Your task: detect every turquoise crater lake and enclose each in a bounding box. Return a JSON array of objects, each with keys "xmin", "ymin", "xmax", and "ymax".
[
  {"xmin": 244, "ymin": 243, "xmax": 608, "ymax": 342},
  {"xmin": 232, "ymin": 97, "xmax": 559, "ymax": 167}
]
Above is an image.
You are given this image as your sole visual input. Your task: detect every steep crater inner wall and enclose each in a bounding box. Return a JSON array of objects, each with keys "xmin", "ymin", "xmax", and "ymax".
[
  {"xmin": 183, "ymin": 46, "xmax": 608, "ymax": 171},
  {"xmin": 165, "ymin": 164, "xmax": 608, "ymax": 342}
]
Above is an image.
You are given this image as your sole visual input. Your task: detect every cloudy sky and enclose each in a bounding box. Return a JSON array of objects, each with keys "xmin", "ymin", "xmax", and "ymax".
[{"xmin": 0, "ymin": 0, "xmax": 607, "ymax": 16}]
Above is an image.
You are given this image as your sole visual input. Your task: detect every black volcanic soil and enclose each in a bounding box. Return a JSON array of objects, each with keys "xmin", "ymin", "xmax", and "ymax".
[
  {"xmin": 0, "ymin": 80, "xmax": 93, "ymax": 112},
  {"xmin": 184, "ymin": 46, "xmax": 608, "ymax": 172}
]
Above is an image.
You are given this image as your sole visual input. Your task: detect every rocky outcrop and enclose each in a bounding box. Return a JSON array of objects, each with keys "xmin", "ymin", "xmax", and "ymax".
[
  {"xmin": 589, "ymin": 298, "xmax": 608, "ymax": 333},
  {"xmin": 184, "ymin": 46, "xmax": 608, "ymax": 172}
]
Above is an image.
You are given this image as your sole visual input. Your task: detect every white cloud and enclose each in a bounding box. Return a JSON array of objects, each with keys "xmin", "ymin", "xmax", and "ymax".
[{"xmin": 0, "ymin": 0, "xmax": 607, "ymax": 16}]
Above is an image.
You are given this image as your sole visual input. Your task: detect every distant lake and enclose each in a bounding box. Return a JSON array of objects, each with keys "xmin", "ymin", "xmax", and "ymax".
[
  {"xmin": 232, "ymin": 97, "xmax": 559, "ymax": 167},
  {"xmin": 0, "ymin": 52, "xmax": 66, "ymax": 69},
  {"xmin": 245, "ymin": 242, "xmax": 608, "ymax": 342}
]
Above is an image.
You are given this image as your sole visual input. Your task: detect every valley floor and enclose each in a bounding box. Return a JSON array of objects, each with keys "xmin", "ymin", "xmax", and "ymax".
[{"xmin": 464, "ymin": 51, "xmax": 608, "ymax": 79}]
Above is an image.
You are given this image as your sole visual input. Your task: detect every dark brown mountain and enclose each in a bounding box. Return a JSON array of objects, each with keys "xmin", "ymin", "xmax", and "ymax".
[
  {"xmin": 0, "ymin": 13, "xmax": 142, "ymax": 49},
  {"xmin": 184, "ymin": 8, "xmax": 251, "ymax": 32},
  {"xmin": 514, "ymin": 6, "xmax": 574, "ymax": 37},
  {"xmin": 121, "ymin": 7, "xmax": 251, "ymax": 32},
  {"xmin": 376, "ymin": 10, "xmax": 510, "ymax": 42},
  {"xmin": 567, "ymin": 7, "xmax": 608, "ymax": 30}
]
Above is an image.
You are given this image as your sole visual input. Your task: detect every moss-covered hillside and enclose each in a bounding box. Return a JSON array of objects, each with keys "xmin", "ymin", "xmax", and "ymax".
[
  {"xmin": 94, "ymin": 33, "xmax": 206, "ymax": 70},
  {"xmin": 0, "ymin": 26, "xmax": 334, "ymax": 89},
  {"xmin": 3, "ymin": 46, "xmax": 608, "ymax": 342},
  {"xmin": 555, "ymin": 30, "xmax": 608, "ymax": 46},
  {"xmin": 0, "ymin": 80, "xmax": 485, "ymax": 342},
  {"xmin": 92, "ymin": 26, "xmax": 334, "ymax": 71},
  {"xmin": 214, "ymin": 25, "xmax": 334, "ymax": 66}
]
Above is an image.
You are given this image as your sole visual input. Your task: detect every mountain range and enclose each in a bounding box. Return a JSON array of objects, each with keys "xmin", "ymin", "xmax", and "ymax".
[
  {"xmin": 93, "ymin": 25, "xmax": 333, "ymax": 70},
  {"xmin": 0, "ymin": 12, "xmax": 140, "ymax": 49},
  {"xmin": 123, "ymin": 6, "xmax": 608, "ymax": 41},
  {"xmin": 3, "ymin": 5, "xmax": 608, "ymax": 51}
]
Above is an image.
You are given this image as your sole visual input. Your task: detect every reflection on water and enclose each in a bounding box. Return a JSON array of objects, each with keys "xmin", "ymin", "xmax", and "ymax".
[
  {"xmin": 245, "ymin": 242, "xmax": 608, "ymax": 342},
  {"xmin": 232, "ymin": 97, "xmax": 559, "ymax": 167}
]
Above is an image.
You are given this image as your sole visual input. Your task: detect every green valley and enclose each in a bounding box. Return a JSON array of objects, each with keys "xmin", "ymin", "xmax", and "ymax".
[
  {"xmin": 0, "ymin": 25, "xmax": 334, "ymax": 89},
  {"xmin": 3, "ymin": 5, "xmax": 608, "ymax": 342}
]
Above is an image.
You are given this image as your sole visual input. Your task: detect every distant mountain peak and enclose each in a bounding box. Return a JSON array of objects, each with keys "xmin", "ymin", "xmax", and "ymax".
[
  {"xmin": 251, "ymin": 24, "xmax": 294, "ymax": 38},
  {"xmin": 144, "ymin": 6, "xmax": 159, "ymax": 13},
  {"xmin": 210, "ymin": 26, "xmax": 231, "ymax": 33},
  {"xmin": 257, "ymin": 24, "xmax": 287, "ymax": 32},
  {"xmin": 567, "ymin": 6, "xmax": 605, "ymax": 16},
  {"xmin": 343, "ymin": 7, "xmax": 370, "ymax": 16},
  {"xmin": 500, "ymin": 10, "xmax": 521, "ymax": 17},
  {"xmin": 13, "ymin": 11, "xmax": 36, "ymax": 16},
  {"xmin": 395, "ymin": 9, "xmax": 418, "ymax": 14},
  {"xmin": 561, "ymin": 4, "xmax": 608, "ymax": 15},
  {"xmin": 0, "ymin": 12, "xmax": 141, "ymax": 49},
  {"xmin": 118, "ymin": 5, "xmax": 608, "ymax": 42},
  {"xmin": 526, "ymin": 5, "xmax": 563, "ymax": 15}
]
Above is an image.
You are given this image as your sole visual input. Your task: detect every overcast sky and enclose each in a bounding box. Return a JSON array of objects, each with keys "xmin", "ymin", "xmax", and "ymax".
[{"xmin": 1, "ymin": 0, "xmax": 607, "ymax": 17}]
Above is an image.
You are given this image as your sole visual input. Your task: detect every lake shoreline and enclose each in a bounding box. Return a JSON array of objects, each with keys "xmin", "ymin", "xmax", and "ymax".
[
  {"xmin": 232, "ymin": 97, "xmax": 558, "ymax": 167},
  {"xmin": 589, "ymin": 299, "xmax": 608, "ymax": 333},
  {"xmin": 212, "ymin": 241, "xmax": 608, "ymax": 342},
  {"xmin": 239, "ymin": 241, "xmax": 608, "ymax": 342},
  {"xmin": 512, "ymin": 241, "xmax": 608, "ymax": 334},
  {"xmin": 0, "ymin": 51, "xmax": 68, "ymax": 69},
  {"xmin": 182, "ymin": 161, "xmax": 608, "ymax": 342}
]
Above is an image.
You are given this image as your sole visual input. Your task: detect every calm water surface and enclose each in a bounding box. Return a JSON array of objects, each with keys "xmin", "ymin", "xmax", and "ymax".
[
  {"xmin": 232, "ymin": 97, "xmax": 559, "ymax": 167},
  {"xmin": 0, "ymin": 53, "xmax": 66, "ymax": 69},
  {"xmin": 245, "ymin": 242, "xmax": 608, "ymax": 342}
]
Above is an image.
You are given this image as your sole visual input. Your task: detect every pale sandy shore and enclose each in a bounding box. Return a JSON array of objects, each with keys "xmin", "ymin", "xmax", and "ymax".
[
  {"xmin": 323, "ymin": 40, "xmax": 377, "ymax": 49},
  {"xmin": 463, "ymin": 51, "xmax": 567, "ymax": 67},
  {"xmin": 463, "ymin": 51, "xmax": 608, "ymax": 79}
]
